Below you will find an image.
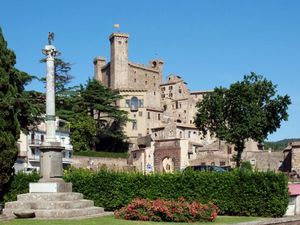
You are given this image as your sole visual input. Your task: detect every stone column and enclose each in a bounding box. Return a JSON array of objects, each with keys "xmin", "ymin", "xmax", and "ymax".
[
  {"xmin": 44, "ymin": 45, "xmax": 57, "ymax": 143},
  {"xmin": 29, "ymin": 44, "xmax": 71, "ymax": 192}
]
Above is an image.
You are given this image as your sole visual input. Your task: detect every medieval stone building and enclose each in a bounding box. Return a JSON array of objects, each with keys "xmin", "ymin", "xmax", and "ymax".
[{"xmin": 93, "ymin": 32, "xmax": 260, "ymax": 173}]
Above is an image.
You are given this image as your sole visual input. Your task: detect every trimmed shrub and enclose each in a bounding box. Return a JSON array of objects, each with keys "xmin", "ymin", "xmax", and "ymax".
[
  {"xmin": 114, "ymin": 198, "xmax": 219, "ymax": 222},
  {"xmin": 2, "ymin": 172, "xmax": 39, "ymax": 203},
  {"xmin": 63, "ymin": 168, "xmax": 289, "ymax": 217}
]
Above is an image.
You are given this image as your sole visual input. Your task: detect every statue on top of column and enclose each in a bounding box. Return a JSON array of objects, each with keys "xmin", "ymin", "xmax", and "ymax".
[{"xmin": 48, "ymin": 32, "xmax": 54, "ymax": 45}]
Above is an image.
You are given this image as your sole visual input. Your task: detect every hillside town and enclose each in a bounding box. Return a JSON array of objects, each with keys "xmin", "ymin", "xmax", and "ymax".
[{"xmin": 14, "ymin": 32, "xmax": 298, "ymax": 177}]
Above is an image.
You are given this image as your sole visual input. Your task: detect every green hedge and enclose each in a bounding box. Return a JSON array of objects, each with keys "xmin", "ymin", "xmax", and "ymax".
[
  {"xmin": 64, "ymin": 168, "xmax": 289, "ymax": 217},
  {"xmin": 2, "ymin": 172, "xmax": 39, "ymax": 203},
  {"xmin": 73, "ymin": 151, "xmax": 128, "ymax": 158}
]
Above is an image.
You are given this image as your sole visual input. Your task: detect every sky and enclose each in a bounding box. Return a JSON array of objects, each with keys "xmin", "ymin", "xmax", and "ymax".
[{"xmin": 0, "ymin": 0, "xmax": 299, "ymax": 141}]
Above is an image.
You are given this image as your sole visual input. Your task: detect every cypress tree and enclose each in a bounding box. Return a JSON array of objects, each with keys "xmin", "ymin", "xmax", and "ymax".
[{"xmin": 0, "ymin": 27, "xmax": 32, "ymax": 192}]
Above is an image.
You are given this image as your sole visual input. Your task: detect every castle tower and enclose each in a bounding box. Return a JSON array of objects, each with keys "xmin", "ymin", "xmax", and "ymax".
[
  {"xmin": 93, "ymin": 57, "xmax": 108, "ymax": 86},
  {"xmin": 109, "ymin": 33, "xmax": 129, "ymax": 89}
]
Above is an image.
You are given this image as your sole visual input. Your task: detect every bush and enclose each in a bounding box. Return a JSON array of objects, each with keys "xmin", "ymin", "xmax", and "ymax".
[
  {"xmin": 2, "ymin": 172, "xmax": 39, "ymax": 203},
  {"xmin": 240, "ymin": 161, "xmax": 253, "ymax": 171},
  {"xmin": 73, "ymin": 151, "xmax": 128, "ymax": 158},
  {"xmin": 114, "ymin": 198, "xmax": 219, "ymax": 222},
  {"xmin": 63, "ymin": 168, "xmax": 289, "ymax": 217}
]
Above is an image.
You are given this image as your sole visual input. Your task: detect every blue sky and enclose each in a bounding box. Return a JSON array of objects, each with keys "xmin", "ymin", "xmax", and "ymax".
[{"xmin": 1, "ymin": 0, "xmax": 299, "ymax": 141}]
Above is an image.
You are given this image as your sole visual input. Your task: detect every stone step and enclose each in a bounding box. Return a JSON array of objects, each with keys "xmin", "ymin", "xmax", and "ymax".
[
  {"xmin": 3, "ymin": 207, "xmax": 105, "ymax": 218},
  {"xmin": 17, "ymin": 192, "xmax": 83, "ymax": 201},
  {"xmin": 5, "ymin": 199, "xmax": 94, "ymax": 210}
]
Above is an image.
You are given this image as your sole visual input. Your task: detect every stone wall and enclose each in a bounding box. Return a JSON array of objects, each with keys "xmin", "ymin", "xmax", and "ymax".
[
  {"xmin": 71, "ymin": 155, "xmax": 131, "ymax": 171},
  {"xmin": 292, "ymin": 142, "xmax": 300, "ymax": 173},
  {"xmin": 242, "ymin": 151, "xmax": 283, "ymax": 172}
]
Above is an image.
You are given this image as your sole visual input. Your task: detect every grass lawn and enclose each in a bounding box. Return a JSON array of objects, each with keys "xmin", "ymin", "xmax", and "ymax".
[{"xmin": 0, "ymin": 215, "xmax": 262, "ymax": 225}]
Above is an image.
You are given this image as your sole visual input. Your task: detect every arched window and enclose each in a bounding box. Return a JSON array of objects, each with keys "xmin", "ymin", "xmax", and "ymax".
[{"xmin": 130, "ymin": 97, "xmax": 139, "ymax": 111}]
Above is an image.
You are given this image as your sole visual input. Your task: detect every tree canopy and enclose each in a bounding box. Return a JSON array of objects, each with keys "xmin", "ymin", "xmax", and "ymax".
[
  {"xmin": 194, "ymin": 73, "xmax": 291, "ymax": 167},
  {"xmin": 0, "ymin": 27, "xmax": 39, "ymax": 193},
  {"xmin": 57, "ymin": 78, "xmax": 129, "ymax": 152}
]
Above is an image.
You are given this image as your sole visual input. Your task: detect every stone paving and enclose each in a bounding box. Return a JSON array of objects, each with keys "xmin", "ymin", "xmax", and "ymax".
[{"xmin": 232, "ymin": 216, "xmax": 300, "ymax": 225}]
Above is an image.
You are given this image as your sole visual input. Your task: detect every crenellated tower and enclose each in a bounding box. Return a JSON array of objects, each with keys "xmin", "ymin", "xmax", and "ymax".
[{"xmin": 109, "ymin": 33, "xmax": 129, "ymax": 89}]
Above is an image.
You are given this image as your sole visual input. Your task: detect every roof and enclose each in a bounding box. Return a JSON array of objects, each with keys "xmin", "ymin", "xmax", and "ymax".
[
  {"xmin": 128, "ymin": 62, "xmax": 159, "ymax": 73},
  {"xmin": 190, "ymin": 90, "xmax": 213, "ymax": 95},
  {"xmin": 288, "ymin": 183, "xmax": 300, "ymax": 196}
]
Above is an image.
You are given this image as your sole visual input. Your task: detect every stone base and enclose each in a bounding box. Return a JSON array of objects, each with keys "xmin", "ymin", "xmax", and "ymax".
[
  {"xmin": 30, "ymin": 182, "xmax": 72, "ymax": 193},
  {"xmin": 3, "ymin": 192, "xmax": 105, "ymax": 219}
]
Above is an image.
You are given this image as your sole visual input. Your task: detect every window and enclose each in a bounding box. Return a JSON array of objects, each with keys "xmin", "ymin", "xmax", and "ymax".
[
  {"xmin": 179, "ymin": 89, "xmax": 182, "ymax": 93},
  {"xmin": 132, "ymin": 120, "xmax": 137, "ymax": 130},
  {"xmin": 158, "ymin": 113, "xmax": 160, "ymax": 120},
  {"xmin": 148, "ymin": 112, "xmax": 150, "ymax": 119},
  {"xmin": 145, "ymin": 81, "xmax": 148, "ymax": 85},
  {"xmin": 139, "ymin": 111, "xmax": 143, "ymax": 116},
  {"xmin": 134, "ymin": 78, "xmax": 136, "ymax": 82},
  {"xmin": 169, "ymin": 86, "xmax": 173, "ymax": 90},
  {"xmin": 125, "ymin": 100, "xmax": 130, "ymax": 107},
  {"xmin": 169, "ymin": 93, "xmax": 173, "ymax": 97},
  {"xmin": 161, "ymin": 94, "xmax": 165, "ymax": 98},
  {"xmin": 130, "ymin": 97, "xmax": 139, "ymax": 111},
  {"xmin": 227, "ymin": 146, "xmax": 232, "ymax": 155},
  {"xmin": 41, "ymin": 134, "xmax": 44, "ymax": 143},
  {"xmin": 188, "ymin": 131, "xmax": 191, "ymax": 138},
  {"xmin": 138, "ymin": 99, "xmax": 144, "ymax": 107},
  {"xmin": 161, "ymin": 87, "xmax": 165, "ymax": 91},
  {"xmin": 211, "ymin": 162, "xmax": 215, "ymax": 166},
  {"xmin": 220, "ymin": 161, "xmax": 226, "ymax": 166},
  {"xmin": 31, "ymin": 133, "xmax": 35, "ymax": 144}
]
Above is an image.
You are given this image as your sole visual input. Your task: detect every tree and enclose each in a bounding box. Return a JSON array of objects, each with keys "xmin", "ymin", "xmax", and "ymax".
[
  {"xmin": 0, "ymin": 28, "xmax": 35, "ymax": 193},
  {"xmin": 58, "ymin": 79, "xmax": 129, "ymax": 152},
  {"xmin": 81, "ymin": 79, "xmax": 129, "ymax": 152},
  {"xmin": 194, "ymin": 73, "xmax": 291, "ymax": 167}
]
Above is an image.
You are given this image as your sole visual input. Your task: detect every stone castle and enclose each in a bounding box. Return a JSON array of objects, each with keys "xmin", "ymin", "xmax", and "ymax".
[{"xmin": 93, "ymin": 32, "xmax": 263, "ymax": 173}]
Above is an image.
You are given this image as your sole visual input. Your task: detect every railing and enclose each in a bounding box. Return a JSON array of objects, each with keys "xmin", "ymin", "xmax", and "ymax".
[
  {"xmin": 28, "ymin": 155, "xmax": 40, "ymax": 161},
  {"xmin": 29, "ymin": 139, "xmax": 44, "ymax": 145}
]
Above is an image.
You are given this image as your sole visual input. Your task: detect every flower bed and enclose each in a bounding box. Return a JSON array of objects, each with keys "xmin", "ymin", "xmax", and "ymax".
[{"xmin": 114, "ymin": 198, "xmax": 219, "ymax": 222}]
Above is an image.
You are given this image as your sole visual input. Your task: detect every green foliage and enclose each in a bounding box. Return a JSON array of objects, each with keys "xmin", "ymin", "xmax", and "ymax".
[
  {"xmin": 63, "ymin": 168, "xmax": 289, "ymax": 217},
  {"xmin": 195, "ymin": 73, "xmax": 291, "ymax": 167},
  {"xmin": 115, "ymin": 198, "xmax": 219, "ymax": 222},
  {"xmin": 240, "ymin": 161, "xmax": 253, "ymax": 172},
  {"xmin": 69, "ymin": 115, "xmax": 96, "ymax": 152},
  {"xmin": 264, "ymin": 138, "xmax": 300, "ymax": 151},
  {"xmin": 59, "ymin": 79, "xmax": 129, "ymax": 152},
  {"xmin": 73, "ymin": 151, "xmax": 128, "ymax": 158},
  {"xmin": 2, "ymin": 172, "xmax": 39, "ymax": 203},
  {"xmin": 0, "ymin": 27, "xmax": 37, "ymax": 193}
]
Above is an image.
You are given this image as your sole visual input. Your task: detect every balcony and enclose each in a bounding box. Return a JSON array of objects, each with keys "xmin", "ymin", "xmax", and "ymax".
[
  {"xmin": 28, "ymin": 154, "xmax": 40, "ymax": 162},
  {"xmin": 29, "ymin": 139, "xmax": 44, "ymax": 147}
]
